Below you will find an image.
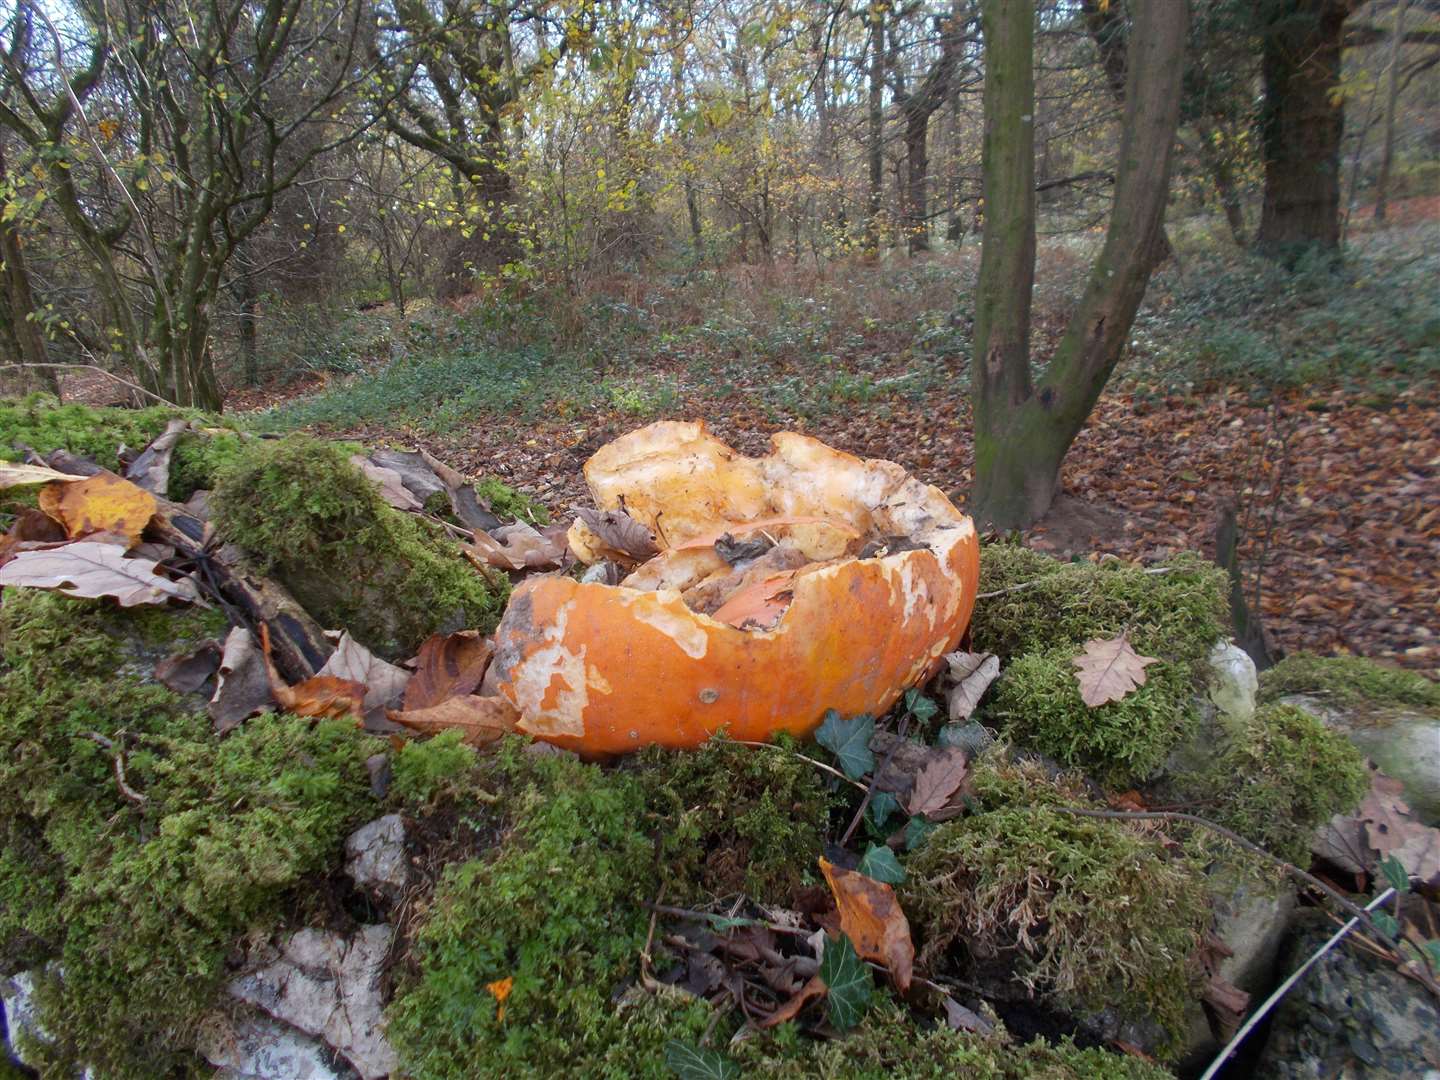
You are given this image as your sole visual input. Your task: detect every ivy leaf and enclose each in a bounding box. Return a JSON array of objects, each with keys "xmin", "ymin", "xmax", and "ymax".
[
  {"xmin": 818, "ymin": 934, "xmax": 873, "ymax": 1031},
  {"xmin": 866, "ymin": 791, "xmax": 900, "ymax": 831},
  {"xmin": 1424, "ymin": 941, "xmax": 1440, "ymax": 971},
  {"xmin": 903, "ymin": 688, "xmax": 939, "ymax": 724},
  {"xmin": 664, "ymin": 1041, "xmax": 739, "ymax": 1080},
  {"xmin": 904, "ymin": 817, "xmax": 938, "ymax": 851},
  {"xmin": 1379, "ymin": 854, "xmax": 1411, "ymax": 894},
  {"xmin": 1371, "ymin": 911, "xmax": 1400, "ymax": 939},
  {"xmin": 816, "ymin": 710, "xmax": 875, "ymax": 779},
  {"xmin": 858, "ymin": 844, "xmax": 906, "ymax": 884}
]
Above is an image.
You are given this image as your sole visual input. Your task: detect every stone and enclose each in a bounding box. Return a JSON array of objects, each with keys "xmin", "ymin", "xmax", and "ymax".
[
  {"xmin": 344, "ymin": 815, "xmax": 409, "ymax": 902},
  {"xmin": 2, "ymin": 970, "xmax": 49, "ymax": 1068},
  {"xmin": 1285, "ymin": 695, "xmax": 1440, "ymax": 825},
  {"xmin": 1208, "ymin": 640, "xmax": 1258, "ymax": 723},
  {"xmin": 229, "ymin": 925, "xmax": 397, "ymax": 1080},
  {"xmin": 197, "ymin": 1011, "xmax": 355, "ymax": 1080},
  {"xmin": 1254, "ymin": 908, "xmax": 1440, "ymax": 1078}
]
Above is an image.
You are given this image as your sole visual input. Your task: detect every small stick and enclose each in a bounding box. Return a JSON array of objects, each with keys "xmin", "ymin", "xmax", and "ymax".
[
  {"xmin": 81, "ymin": 731, "xmax": 148, "ymax": 807},
  {"xmin": 840, "ymin": 711, "xmax": 910, "ymax": 846},
  {"xmin": 730, "ymin": 740, "xmax": 870, "ymax": 793}
]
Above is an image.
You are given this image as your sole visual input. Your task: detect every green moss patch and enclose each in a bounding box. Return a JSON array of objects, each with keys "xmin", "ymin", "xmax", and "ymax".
[
  {"xmin": 212, "ymin": 434, "xmax": 507, "ymax": 657},
  {"xmin": 1258, "ymin": 652, "xmax": 1440, "ymax": 713},
  {"xmin": 475, "ymin": 475, "xmax": 550, "ymax": 524},
  {"xmin": 904, "ymin": 761, "xmax": 1209, "ymax": 1059},
  {"xmin": 0, "ymin": 394, "xmax": 200, "ymax": 466},
  {"xmin": 0, "ymin": 589, "xmax": 382, "ymax": 1078},
  {"xmin": 1176, "ymin": 703, "xmax": 1369, "ymax": 865}
]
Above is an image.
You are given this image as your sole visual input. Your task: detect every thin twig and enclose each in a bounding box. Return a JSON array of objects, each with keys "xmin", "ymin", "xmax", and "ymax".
[
  {"xmin": 731, "ymin": 740, "xmax": 870, "ymax": 793},
  {"xmin": 0, "ymin": 363, "xmax": 178, "ymax": 406},
  {"xmin": 1198, "ymin": 888, "xmax": 1397, "ymax": 1080},
  {"xmin": 840, "ymin": 711, "xmax": 910, "ymax": 846},
  {"xmin": 80, "ymin": 731, "xmax": 148, "ymax": 807}
]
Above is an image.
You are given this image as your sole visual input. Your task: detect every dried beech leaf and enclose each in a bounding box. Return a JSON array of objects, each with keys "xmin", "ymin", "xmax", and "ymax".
[
  {"xmin": 944, "ymin": 651, "xmax": 1000, "ymax": 721},
  {"xmin": 125, "ymin": 419, "xmax": 190, "ymax": 496},
  {"xmin": 818, "ymin": 856, "xmax": 914, "ymax": 992},
  {"xmin": 573, "ymin": 506, "xmax": 658, "ymax": 563},
  {"xmin": 907, "ymin": 747, "xmax": 969, "ymax": 817},
  {"xmin": 466, "ymin": 522, "xmax": 566, "ymax": 571},
  {"xmin": 1071, "ymin": 634, "xmax": 1159, "ymax": 707},
  {"xmin": 258, "ymin": 624, "xmax": 366, "ymax": 721},
  {"xmin": 208, "ymin": 627, "xmax": 275, "ymax": 733},
  {"xmin": 317, "ymin": 631, "xmax": 411, "ymax": 720},
  {"xmin": 404, "ymin": 631, "xmax": 493, "ymax": 710},
  {"xmin": 942, "ymin": 996, "xmax": 993, "ymax": 1035},
  {"xmin": 759, "ymin": 973, "xmax": 826, "ymax": 1028},
  {"xmin": 0, "ymin": 461, "xmax": 82, "ymax": 489},
  {"xmin": 0, "ymin": 540, "xmax": 198, "ymax": 606},
  {"xmin": 155, "ymin": 640, "xmax": 222, "ymax": 694},
  {"xmin": 351, "ymin": 455, "xmax": 423, "ymax": 511},
  {"xmin": 38, "ymin": 472, "xmax": 157, "ymax": 546},
  {"xmin": 387, "ymin": 694, "xmax": 520, "ymax": 747}
]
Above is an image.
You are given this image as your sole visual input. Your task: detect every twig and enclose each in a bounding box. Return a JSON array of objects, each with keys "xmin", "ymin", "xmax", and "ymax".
[
  {"xmin": 1198, "ymin": 888, "xmax": 1397, "ymax": 1080},
  {"xmin": 80, "ymin": 731, "xmax": 148, "ymax": 807},
  {"xmin": 730, "ymin": 740, "xmax": 870, "ymax": 793},
  {"xmin": 0, "ymin": 363, "xmax": 177, "ymax": 406},
  {"xmin": 840, "ymin": 711, "xmax": 910, "ymax": 846},
  {"xmin": 1049, "ymin": 806, "xmax": 1437, "ymax": 997},
  {"xmin": 644, "ymin": 902, "xmax": 812, "ymax": 939}
]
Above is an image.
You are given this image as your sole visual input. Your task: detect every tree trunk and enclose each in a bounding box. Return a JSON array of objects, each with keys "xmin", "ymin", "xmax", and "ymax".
[
  {"xmin": 1257, "ymin": 0, "xmax": 1356, "ymax": 260},
  {"xmin": 685, "ymin": 180, "xmax": 704, "ymax": 254},
  {"xmin": 0, "ymin": 142, "xmax": 58, "ymax": 396},
  {"xmin": 904, "ymin": 99, "xmax": 933, "ymax": 253},
  {"xmin": 1372, "ymin": 0, "xmax": 1409, "ymax": 223},
  {"xmin": 1194, "ymin": 120, "xmax": 1248, "ymax": 246},
  {"xmin": 238, "ymin": 276, "xmax": 259, "ymax": 387},
  {"xmin": 970, "ymin": 0, "xmax": 1189, "ymax": 530},
  {"xmin": 866, "ymin": 6, "xmax": 886, "ymax": 254}
]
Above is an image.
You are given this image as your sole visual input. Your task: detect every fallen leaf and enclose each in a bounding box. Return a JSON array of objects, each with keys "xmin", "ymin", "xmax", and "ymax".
[
  {"xmin": 907, "ymin": 747, "xmax": 969, "ymax": 818},
  {"xmin": 759, "ymin": 973, "xmax": 827, "ymax": 1028},
  {"xmin": 941, "ymin": 996, "xmax": 993, "ymax": 1035},
  {"xmin": 817, "ymin": 932, "xmax": 874, "ymax": 1030},
  {"xmin": 1359, "ymin": 775, "xmax": 1414, "ymax": 855},
  {"xmin": 857, "ymin": 844, "xmax": 906, "ymax": 884},
  {"xmin": 0, "ymin": 540, "xmax": 199, "ymax": 606},
  {"xmin": 387, "ymin": 694, "xmax": 520, "ymax": 747},
  {"xmin": 465, "ymin": 522, "xmax": 566, "ymax": 571},
  {"xmin": 572, "ymin": 506, "xmax": 658, "ymax": 563},
  {"xmin": 1072, "ymin": 634, "xmax": 1159, "ymax": 707},
  {"xmin": 404, "ymin": 631, "xmax": 493, "ymax": 710},
  {"xmin": 0, "ymin": 461, "xmax": 83, "ymax": 489},
  {"xmin": 663, "ymin": 1041, "xmax": 740, "ymax": 1080},
  {"xmin": 369, "ymin": 449, "xmax": 446, "ymax": 502},
  {"xmin": 819, "ymin": 857, "xmax": 914, "ymax": 992},
  {"xmin": 710, "ymin": 570, "xmax": 797, "ymax": 630},
  {"xmin": 38, "ymin": 472, "xmax": 157, "ymax": 546},
  {"xmin": 0, "ymin": 507, "xmax": 68, "ymax": 567},
  {"xmin": 126, "ymin": 419, "xmax": 190, "ymax": 496},
  {"xmin": 208, "ymin": 626, "xmax": 276, "ymax": 733},
  {"xmin": 155, "ymin": 640, "xmax": 222, "ymax": 694},
  {"xmin": 317, "ymin": 631, "xmax": 411, "ymax": 722},
  {"xmin": 943, "ymin": 651, "xmax": 1000, "ymax": 720},
  {"xmin": 259, "ymin": 624, "xmax": 366, "ymax": 721},
  {"xmin": 1391, "ymin": 825, "xmax": 1440, "ymax": 888},
  {"xmin": 486, "ymin": 977, "xmax": 513, "ymax": 1023},
  {"xmin": 815, "ymin": 710, "xmax": 875, "ymax": 780},
  {"xmin": 351, "ymin": 455, "xmax": 422, "ymax": 511}
]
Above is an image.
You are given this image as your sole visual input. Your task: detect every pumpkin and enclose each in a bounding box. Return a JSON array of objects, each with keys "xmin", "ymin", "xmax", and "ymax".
[{"xmin": 489, "ymin": 421, "xmax": 979, "ymax": 756}]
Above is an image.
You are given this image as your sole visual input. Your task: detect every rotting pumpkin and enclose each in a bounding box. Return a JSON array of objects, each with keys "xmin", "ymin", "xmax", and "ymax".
[{"xmin": 489, "ymin": 421, "xmax": 980, "ymax": 756}]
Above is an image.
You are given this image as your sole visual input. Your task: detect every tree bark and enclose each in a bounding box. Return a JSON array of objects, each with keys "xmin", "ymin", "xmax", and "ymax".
[
  {"xmin": 1256, "ymin": 0, "xmax": 1357, "ymax": 260},
  {"xmin": 238, "ymin": 275, "xmax": 259, "ymax": 387},
  {"xmin": 1372, "ymin": 0, "xmax": 1409, "ymax": 223},
  {"xmin": 970, "ymin": 0, "xmax": 1189, "ymax": 530},
  {"xmin": 865, "ymin": 6, "xmax": 886, "ymax": 254},
  {"xmin": 0, "ymin": 140, "xmax": 57, "ymax": 395}
]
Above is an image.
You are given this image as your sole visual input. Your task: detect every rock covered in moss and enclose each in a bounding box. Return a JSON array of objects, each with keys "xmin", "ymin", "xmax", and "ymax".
[
  {"xmin": 902, "ymin": 757, "xmax": 1210, "ymax": 1060},
  {"xmin": 1258, "ymin": 652, "xmax": 1440, "ymax": 712},
  {"xmin": 212, "ymin": 434, "xmax": 507, "ymax": 658}
]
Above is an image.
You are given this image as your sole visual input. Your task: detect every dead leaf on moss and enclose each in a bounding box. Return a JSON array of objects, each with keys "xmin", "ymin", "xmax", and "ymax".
[
  {"xmin": 943, "ymin": 651, "xmax": 1000, "ymax": 721},
  {"xmin": 351, "ymin": 455, "xmax": 423, "ymax": 512},
  {"xmin": 38, "ymin": 472, "xmax": 157, "ymax": 546},
  {"xmin": 907, "ymin": 747, "xmax": 969, "ymax": 818},
  {"xmin": 259, "ymin": 624, "xmax": 367, "ymax": 721},
  {"xmin": 759, "ymin": 973, "xmax": 827, "ymax": 1028},
  {"xmin": 1072, "ymin": 634, "xmax": 1159, "ymax": 707},
  {"xmin": 126, "ymin": 419, "xmax": 190, "ymax": 496},
  {"xmin": 818, "ymin": 857, "xmax": 913, "ymax": 992},
  {"xmin": 155, "ymin": 640, "xmax": 222, "ymax": 694},
  {"xmin": 0, "ymin": 508, "xmax": 68, "ymax": 567},
  {"xmin": 209, "ymin": 627, "xmax": 276, "ymax": 733},
  {"xmin": 318, "ymin": 631, "xmax": 412, "ymax": 723},
  {"xmin": 404, "ymin": 631, "xmax": 492, "ymax": 710},
  {"xmin": 0, "ymin": 540, "xmax": 199, "ymax": 606},
  {"xmin": 387, "ymin": 694, "xmax": 519, "ymax": 746}
]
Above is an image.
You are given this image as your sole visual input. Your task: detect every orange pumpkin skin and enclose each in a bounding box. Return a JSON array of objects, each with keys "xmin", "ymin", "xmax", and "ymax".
[{"xmin": 489, "ymin": 423, "xmax": 980, "ymax": 757}]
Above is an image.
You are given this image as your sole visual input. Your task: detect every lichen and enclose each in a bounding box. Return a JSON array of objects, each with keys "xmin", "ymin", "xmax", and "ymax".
[
  {"xmin": 211, "ymin": 434, "xmax": 508, "ymax": 657},
  {"xmin": 1258, "ymin": 652, "xmax": 1440, "ymax": 713},
  {"xmin": 903, "ymin": 762, "xmax": 1209, "ymax": 1059},
  {"xmin": 0, "ymin": 588, "xmax": 382, "ymax": 1078},
  {"xmin": 1177, "ymin": 703, "xmax": 1369, "ymax": 865}
]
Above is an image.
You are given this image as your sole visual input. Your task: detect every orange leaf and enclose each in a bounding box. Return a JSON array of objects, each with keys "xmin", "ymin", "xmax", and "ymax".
[
  {"xmin": 758, "ymin": 973, "xmax": 827, "ymax": 1028},
  {"xmin": 818, "ymin": 857, "xmax": 914, "ymax": 992},
  {"xmin": 38, "ymin": 472, "xmax": 157, "ymax": 546},
  {"xmin": 257, "ymin": 623, "xmax": 365, "ymax": 720},
  {"xmin": 404, "ymin": 631, "xmax": 493, "ymax": 710},
  {"xmin": 487, "ymin": 976, "xmax": 513, "ymax": 1022},
  {"xmin": 388, "ymin": 694, "xmax": 519, "ymax": 747}
]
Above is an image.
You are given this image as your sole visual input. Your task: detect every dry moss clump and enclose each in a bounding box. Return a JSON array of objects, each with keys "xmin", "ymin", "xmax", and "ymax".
[
  {"xmin": 903, "ymin": 758, "xmax": 1209, "ymax": 1059},
  {"xmin": 212, "ymin": 434, "xmax": 507, "ymax": 657}
]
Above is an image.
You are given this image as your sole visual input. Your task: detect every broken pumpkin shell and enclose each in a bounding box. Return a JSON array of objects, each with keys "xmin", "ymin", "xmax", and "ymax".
[{"xmin": 489, "ymin": 421, "xmax": 979, "ymax": 756}]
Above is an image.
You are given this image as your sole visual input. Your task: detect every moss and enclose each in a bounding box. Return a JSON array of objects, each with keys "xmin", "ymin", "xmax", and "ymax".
[
  {"xmin": 971, "ymin": 546, "xmax": 1228, "ymax": 667},
  {"xmin": 1258, "ymin": 652, "xmax": 1440, "ymax": 713},
  {"xmin": 0, "ymin": 394, "xmax": 201, "ymax": 466},
  {"xmin": 212, "ymin": 434, "xmax": 507, "ymax": 657},
  {"xmin": 168, "ymin": 430, "xmax": 248, "ymax": 501},
  {"xmin": 904, "ymin": 777, "xmax": 1209, "ymax": 1059},
  {"xmin": 1178, "ymin": 703, "xmax": 1369, "ymax": 865},
  {"xmin": 633, "ymin": 736, "xmax": 833, "ymax": 902},
  {"xmin": 0, "ymin": 588, "xmax": 382, "ymax": 1077},
  {"xmin": 391, "ymin": 728, "xmax": 483, "ymax": 806},
  {"xmin": 985, "ymin": 645, "xmax": 1198, "ymax": 788},
  {"xmin": 474, "ymin": 475, "xmax": 550, "ymax": 525}
]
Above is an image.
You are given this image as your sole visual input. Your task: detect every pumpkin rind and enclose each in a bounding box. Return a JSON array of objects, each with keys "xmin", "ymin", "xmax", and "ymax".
[{"xmin": 489, "ymin": 421, "xmax": 980, "ymax": 756}]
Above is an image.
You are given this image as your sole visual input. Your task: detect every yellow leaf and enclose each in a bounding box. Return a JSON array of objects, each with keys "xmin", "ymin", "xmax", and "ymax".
[{"xmin": 37, "ymin": 472, "xmax": 157, "ymax": 546}]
